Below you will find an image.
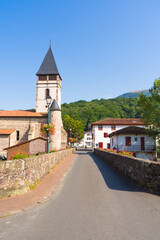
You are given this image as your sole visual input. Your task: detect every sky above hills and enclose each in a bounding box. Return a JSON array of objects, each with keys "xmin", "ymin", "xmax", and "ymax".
[{"xmin": 0, "ymin": 0, "xmax": 160, "ymax": 110}]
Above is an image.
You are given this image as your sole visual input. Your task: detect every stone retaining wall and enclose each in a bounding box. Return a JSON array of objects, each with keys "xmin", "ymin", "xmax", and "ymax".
[
  {"xmin": 0, "ymin": 148, "xmax": 73, "ymax": 198},
  {"xmin": 94, "ymin": 149, "xmax": 160, "ymax": 194}
]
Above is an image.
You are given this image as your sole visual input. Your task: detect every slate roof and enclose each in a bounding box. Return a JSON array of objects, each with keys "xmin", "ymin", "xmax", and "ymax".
[
  {"xmin": 50, "ymin": 99, "xmax": 61, "ymax": 111},
  {"xmin": 36, "ymin": 46, "xmax": 60, "ymax": 76},
  {"xmin": 0, "ymin": 129, "xmax": 15, "ymax": 135},
  {"xmin": 108, "ymin": 126, "xmax": 146, "ymax": 137},
  {"xmin": 91, "ymin": 118, "xmax": 144, "ymax": 126},
  {"xmin": 0, "ymin": 111, "xmax": 47, "ymax": 118}
]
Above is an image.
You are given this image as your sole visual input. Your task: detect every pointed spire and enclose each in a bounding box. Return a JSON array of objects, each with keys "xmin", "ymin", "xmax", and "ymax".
[
  {"xmin": 50, "ymin": 99, "xmax": 61, "ymax": 111},
  {"xmin": 36, "ymin": 46, "xmax": 59, "ymax": 75}
]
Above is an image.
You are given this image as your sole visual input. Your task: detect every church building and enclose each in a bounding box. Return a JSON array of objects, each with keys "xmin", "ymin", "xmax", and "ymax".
[{"xmin": 0, "ymin": 46, "xmax": 67, "ymax": 157}]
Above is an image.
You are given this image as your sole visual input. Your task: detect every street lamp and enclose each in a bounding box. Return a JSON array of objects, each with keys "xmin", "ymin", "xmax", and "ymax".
[
  {"xmin": 69, "ymin": 128, "xmax": 72, "ymax": 147},
  {"xmin": 46, "ymin": 95, "xmax": 52, "ymax": 153}
]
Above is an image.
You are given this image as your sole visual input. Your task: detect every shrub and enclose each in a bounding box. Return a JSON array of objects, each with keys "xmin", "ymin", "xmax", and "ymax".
[
  {"xmin": 118, "ymin": 151, "xmax": 134, "ymax": 157},
  {"xmin": 104, "ymin": 149, "xmax": 133, "ymax": 157},
  {"xmin": 11, "ymin": 150, "xmax": 29, "ymax": 160}
]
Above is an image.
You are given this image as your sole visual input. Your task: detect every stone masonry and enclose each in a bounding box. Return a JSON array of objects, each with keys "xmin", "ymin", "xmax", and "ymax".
[
  {"xmin": 94, "ymin": 148, "xmax": 160, "ymax": 195},
  {"xmin": 0, "ymin": 148, "xmax": 73, "ymax": 198}
]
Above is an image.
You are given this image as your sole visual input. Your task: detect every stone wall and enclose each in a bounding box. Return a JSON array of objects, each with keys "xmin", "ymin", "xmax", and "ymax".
[
  {"xmin": 0, "ymin": 148, "xmax": 73, "ymax": 198},
  {"xmin": 94, "ymin": 148, "xmax": 160, "ymax": 194}
]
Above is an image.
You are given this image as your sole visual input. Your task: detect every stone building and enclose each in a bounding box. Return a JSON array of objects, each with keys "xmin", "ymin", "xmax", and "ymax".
[{"xmin": 0, "ymin": 46, "xmax": 67, "ymax": 157}]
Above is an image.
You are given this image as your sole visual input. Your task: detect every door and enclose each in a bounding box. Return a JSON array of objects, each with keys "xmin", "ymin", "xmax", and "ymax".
[
  {"xmin": 98, "ymin": 142, "xmax": 103, "ymax": 148},
  {"xmin": 141, "ymin": 137, "xmax": 145, "ymax": 150}
]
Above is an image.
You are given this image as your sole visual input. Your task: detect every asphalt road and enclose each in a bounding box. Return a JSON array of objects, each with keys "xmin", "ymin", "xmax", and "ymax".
[{"xmin": 0, "ymin": 150, "xmax": 160, "ymax": 240}]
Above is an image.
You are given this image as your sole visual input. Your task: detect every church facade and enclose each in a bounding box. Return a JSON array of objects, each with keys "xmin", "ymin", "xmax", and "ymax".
[{"xmin": 0, "ymin": 46, "xmax": 67, "ymax": 157}]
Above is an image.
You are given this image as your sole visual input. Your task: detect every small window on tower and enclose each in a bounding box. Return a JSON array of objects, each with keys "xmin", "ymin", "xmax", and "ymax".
[
  {"xmin": 39, "ymin": 75, "xmax": 47, "ymax": 80},
  {"xmin": 49, "ymin": 75, "xmax": 57, "ymax": 80},
  {"xmin": 46, "ymin": 89, "xmax": 50, "ymax": 98}
]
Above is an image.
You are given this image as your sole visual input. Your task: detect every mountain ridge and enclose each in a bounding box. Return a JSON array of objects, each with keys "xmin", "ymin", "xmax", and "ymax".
[{"xmin": 117, "ymin": 90, "xmax": 150, "ymax": 98}]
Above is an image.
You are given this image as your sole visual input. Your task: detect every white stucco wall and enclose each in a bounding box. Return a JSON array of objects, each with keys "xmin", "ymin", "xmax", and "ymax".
[
  {"xmin": 93, "ymin": 125, "xmax": 144, "ymax": 149},
  {"xmin": 84, "ymin": 131, "xmax": 92, "ymax": 147}
]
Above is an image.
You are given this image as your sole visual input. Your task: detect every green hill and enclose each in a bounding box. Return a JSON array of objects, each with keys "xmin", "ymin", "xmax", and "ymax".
[
  {"xmin": 62, "ymin": 98, "xmax": 140, "ymax": 131},
  {"xmin": 117, "ymin": 90, "xmax": 150, "ymax": 98}
]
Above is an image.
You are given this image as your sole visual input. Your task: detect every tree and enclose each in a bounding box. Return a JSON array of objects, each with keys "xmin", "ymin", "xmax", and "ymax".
[
  {"xmin": 138, "ymin": 78, "xmax": 160, "ymax": 140},
  {"xmin": 63, "ymin": 115, "xmax": 84, "ymax": 141}
]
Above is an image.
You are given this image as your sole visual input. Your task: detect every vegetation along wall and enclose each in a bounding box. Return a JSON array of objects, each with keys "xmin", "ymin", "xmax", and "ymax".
[
  {"xmin": 0, "ymin": 148, "xmax": 73, "ymax": 198},
  {"xmin": 94, "ymin": 149, "xmax": 160, "ymax": 195}
]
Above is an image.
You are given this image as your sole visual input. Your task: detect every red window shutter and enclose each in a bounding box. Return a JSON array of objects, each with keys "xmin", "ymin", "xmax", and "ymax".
[
  {"xmin": 99, "ymin": 142, "xmax": 103, "ymax": 148},
  {"xmin": 126, "ymin": 137, "xmax": 131, "ymax": 146},
  {"xmin": 104, "ymin": 133, "xmax": 108, "ymax": 138}
]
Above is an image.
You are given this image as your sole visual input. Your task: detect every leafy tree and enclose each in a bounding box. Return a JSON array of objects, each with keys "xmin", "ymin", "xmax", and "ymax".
[
  {"xmin": 138, "ymin": 78, "xmax": 160, "ymax": 140},
  {"xmin": 63, "ymin": 115, "xmax": 84, "ymax": 140}
]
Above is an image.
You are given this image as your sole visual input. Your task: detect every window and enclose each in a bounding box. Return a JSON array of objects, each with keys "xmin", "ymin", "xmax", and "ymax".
[
  {"xmin": 39, "ymin": 75, "xmax": 47, "ymax": 80},
  {"xmin": 104, "ymin": 132, "xmax": 108, "ymax": 138},
  {"xmin": 46, "ymin": 88, "xmax": 50, "ymax": 98},
  {"xmin": 98, "ymin": 142, "xmax": 103, "ymax": 148},
  {"xmin": 98, "ymin": 125, "xmax": 103, "ymax": 130},
  {"xmin": 126, "ymin": 137, "xmax": 131, "ymax": 146},
  {"xmin": 111, "ymin": 125, "xmax": 116, "ymax": 130},
  {"xmin": 107, "ymin": 143, "xmax": 110, "ymax": 149},
  {"xmin": 16, "ymin": 131, "xmax": 20, "ymax": 141},
  {"xmin": 49, "ymin": 75, "xmax": 57, "ymax": 80},
  {"xmin": 87, "ymin": 133, "xmax": 90, "ymax": 136},
  {"xmin": 135, "ymin": 137, "xmax": 138, "ymax": 142}
]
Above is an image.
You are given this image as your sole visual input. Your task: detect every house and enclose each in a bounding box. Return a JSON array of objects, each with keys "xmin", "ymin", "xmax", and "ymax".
[
  {"xmin": 0, "ymin": 46, "xmax": 67, "ymax": 156},
  {"xmin": 108, "ymin": 126, "xmax": 156, "ymax": 161},
  {"xmin": 83, "ymin": 131, "xmax": 93, "ymax": 148},
  {"xmin": 91, "ymin": 118, "xmax": 144, "ymax": 149},
  {"xmin": 4, "ymin": 137, "xmax": 47, "ymax": 160}
]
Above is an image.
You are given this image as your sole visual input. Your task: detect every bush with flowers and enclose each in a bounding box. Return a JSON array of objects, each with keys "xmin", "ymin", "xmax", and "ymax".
[
  {"xmin": 41, "ymin": 123, "xmax": 55, "ymax": 137},
  {"xmin": 118, "ymin": 151, "xmax": 134, "ymax": 157},
  {"xmin": 11, "ymin": 150, "xmax": 29, "ymax": 160},
  {"xmin": 102, "ymin": 148, "xmax": 134, "ymax": 157}
]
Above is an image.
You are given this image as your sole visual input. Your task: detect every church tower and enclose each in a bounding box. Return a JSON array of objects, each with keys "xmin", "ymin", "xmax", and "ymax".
[{"xmin": 36, "ymin": 46, "xmax": 62, "ymax": 113}]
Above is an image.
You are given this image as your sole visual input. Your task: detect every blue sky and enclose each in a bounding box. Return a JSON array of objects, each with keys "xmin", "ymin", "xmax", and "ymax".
[{"xmin": 0, "ymin": 0, "xmax": 160, "ymax": 110}]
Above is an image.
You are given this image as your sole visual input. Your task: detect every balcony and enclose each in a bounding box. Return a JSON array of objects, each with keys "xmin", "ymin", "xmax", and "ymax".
[{"xmin": 116, "ymin": 145, "xmax": 156, "ymax": 152}]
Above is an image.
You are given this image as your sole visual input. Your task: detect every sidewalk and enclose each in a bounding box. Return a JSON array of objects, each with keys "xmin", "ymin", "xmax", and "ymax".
[{"xmin": 0, "ymin": 153, "xmax": 76, "ymax": 218}]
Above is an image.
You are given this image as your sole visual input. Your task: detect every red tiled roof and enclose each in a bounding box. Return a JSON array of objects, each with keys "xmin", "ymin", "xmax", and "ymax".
[
  {"xmin": 0, "ymin": 129, "xmax": 15, "ymax": 135},
  {"xmin": 4, "ymin": 137, "xmax": 47, "ymax": 150},
  {"xmin": 108, "ymin": 126, "xmax": 146, "ymax": 137},
  {"xmin": 91, "ymin": 118, "xmax": 144, "ymax": 126},
  {"xmin": 0, "ymin": 110, "xmax": 47, "ymax": 118}
]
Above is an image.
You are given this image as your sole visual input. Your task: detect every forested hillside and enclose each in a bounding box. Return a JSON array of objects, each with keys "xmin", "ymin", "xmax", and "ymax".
[{"xmin": 62, "ymin": 98, "xmax": 140, "ymax": 130}]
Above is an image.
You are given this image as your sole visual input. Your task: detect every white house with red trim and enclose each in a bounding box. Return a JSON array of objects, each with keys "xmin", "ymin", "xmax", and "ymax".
[
  {"xmin": 91, "ymin": 118, "xmax": 144, "ymax": 149},
  {"xmin": 108, "ymin": 126, "xmax": 156, "ymax": 161},
  {"xmin": 83, "ymin": 131, "xmax": 93, "ymax": 148}
]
